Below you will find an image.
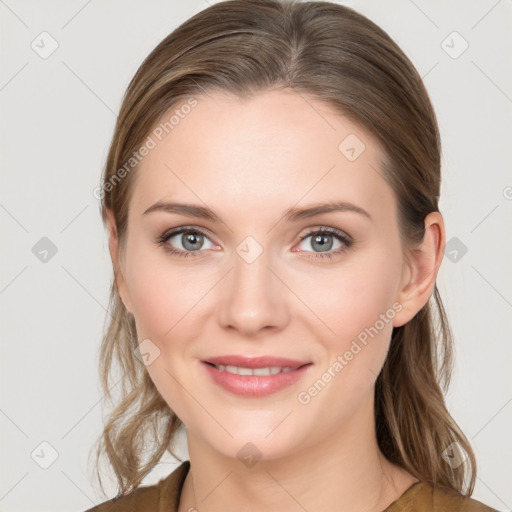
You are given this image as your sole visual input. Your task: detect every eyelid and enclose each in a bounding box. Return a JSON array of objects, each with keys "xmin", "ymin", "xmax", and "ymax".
[
  {"xmin": 157, "ymin": 224, "xmax": 354, "ymax": 258},
  {"xmin": 299, "ymin": 225, "xmax": 353, "ymax": 243},
  {"xmin": 159, "ymin": 224, "xmax": 216, "ymax": 241},
  {"xmin": 158, "ymin": 225, "xmax": 350, "ymax": 244}
]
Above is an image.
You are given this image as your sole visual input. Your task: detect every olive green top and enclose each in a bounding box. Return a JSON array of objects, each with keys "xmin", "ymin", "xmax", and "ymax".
[{"xmin": 85, "ymin": 460, "xmax": 501, "ymax": 512}]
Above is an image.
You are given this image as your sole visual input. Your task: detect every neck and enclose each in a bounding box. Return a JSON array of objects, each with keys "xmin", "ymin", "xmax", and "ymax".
[{"xmin": 178, "ymin": 392, "xmax": 418, "ymax": 512}]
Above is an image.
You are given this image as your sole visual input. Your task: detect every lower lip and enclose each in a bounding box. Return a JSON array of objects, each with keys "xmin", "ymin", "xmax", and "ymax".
[{"xmin": 201, "ymin": 362, "xmax": 312, "ymax": 397}]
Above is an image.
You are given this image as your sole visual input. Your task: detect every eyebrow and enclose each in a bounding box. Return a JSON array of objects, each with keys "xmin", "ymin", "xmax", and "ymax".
[{"xmin": 143, "ymin": 200, "xmax": 371, "ymax": 222}]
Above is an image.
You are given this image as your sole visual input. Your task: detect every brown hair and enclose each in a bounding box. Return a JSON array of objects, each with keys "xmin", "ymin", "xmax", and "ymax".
[{"xmin": 91, "ymin": 0, "xmax": 477, "ymax": 499}]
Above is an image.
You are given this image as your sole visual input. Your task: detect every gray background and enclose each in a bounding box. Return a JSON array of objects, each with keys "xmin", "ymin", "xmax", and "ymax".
[{"xmin": 1, "ymin": 1, "xmax": 511, "ymax": 511}]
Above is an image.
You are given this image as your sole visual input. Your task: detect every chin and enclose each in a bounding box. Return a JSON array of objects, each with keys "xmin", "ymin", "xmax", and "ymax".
[{"xmin": 191, "ymin": 409, "xmax": 312, "ymax": 464}]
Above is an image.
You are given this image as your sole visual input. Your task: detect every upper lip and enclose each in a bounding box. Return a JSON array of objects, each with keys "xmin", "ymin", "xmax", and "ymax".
[{"xmin": 203, "ymin": 355, "xmax": 311, "ymax": 369}]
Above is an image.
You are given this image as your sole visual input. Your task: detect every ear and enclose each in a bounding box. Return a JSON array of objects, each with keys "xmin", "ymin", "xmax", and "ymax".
[
  {"xmin": 104, "ymin": 208, "xmax": 133, "ymax": 314},
  {"xmin": 392, "ymin": 211, "xmax": 445, "ymax": 328}
]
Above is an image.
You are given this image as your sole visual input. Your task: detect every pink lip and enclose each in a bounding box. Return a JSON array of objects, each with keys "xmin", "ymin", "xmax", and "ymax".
[{"xmin": 201, "ymin": 355, "xmax": 312, "ymax": 397}]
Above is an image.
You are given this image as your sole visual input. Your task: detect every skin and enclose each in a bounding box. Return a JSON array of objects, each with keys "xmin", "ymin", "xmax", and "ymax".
[{"xmin": 106, "ymin": 89, "xmax": 445, "ymax": 512}]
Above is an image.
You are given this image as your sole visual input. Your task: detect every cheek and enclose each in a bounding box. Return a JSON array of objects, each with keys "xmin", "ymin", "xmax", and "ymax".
[
  {"xmin": 123, "ymin": 246, "xmax": 209, "ymax": 423},
  {"xmin": 124, "ymin": 243, "xmax": 208, "ymax": 340},
  {"xmin": 294, "ymin": 250, "xmax": 402, "ymax": 350},
  {"xmin": 291, "ymin": 253, "xmax": 402, "ymax": 430},
  {"xmin": 126, "ymin": 235, "xmax": 402, "ymax": 352}
]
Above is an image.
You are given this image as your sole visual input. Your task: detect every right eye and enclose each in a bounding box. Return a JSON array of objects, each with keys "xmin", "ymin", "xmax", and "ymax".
[{"xmin": 157, "ymin": 227, "xmax": 218, "ymax": 258}]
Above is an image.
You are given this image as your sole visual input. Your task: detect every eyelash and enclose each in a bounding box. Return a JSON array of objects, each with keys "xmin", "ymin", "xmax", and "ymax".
[{"xmin": 156, "ymin": 226, "xmax": 353, "ymax": 261}]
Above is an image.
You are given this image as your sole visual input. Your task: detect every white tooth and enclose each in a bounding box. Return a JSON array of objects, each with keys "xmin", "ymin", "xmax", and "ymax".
[
  {"xmin": 217, "ymin": 365, "xmax": 292, "ymax": 376},
  {"xmin": 253, "ymin": 367, "xmax": 272, "ymax": 376}
]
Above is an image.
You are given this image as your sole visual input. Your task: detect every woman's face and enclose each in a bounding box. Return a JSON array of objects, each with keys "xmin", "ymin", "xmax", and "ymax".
[{"xmin": 113, "ymin": 89, "xmax": 417, "ymax": 461}]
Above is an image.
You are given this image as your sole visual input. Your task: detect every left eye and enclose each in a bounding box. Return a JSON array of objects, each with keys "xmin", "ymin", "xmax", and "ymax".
[{"xmin": 296, "ymin": 229, "xmax": 350, "ymax": 255}]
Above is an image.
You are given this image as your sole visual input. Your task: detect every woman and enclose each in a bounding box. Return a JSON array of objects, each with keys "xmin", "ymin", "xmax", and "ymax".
[{"xmin": 86, "ymin": 0, "xmax": 499, "ymax": 510}]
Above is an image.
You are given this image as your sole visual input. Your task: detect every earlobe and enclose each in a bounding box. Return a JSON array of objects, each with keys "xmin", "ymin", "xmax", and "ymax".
[
  {"xmin": 104, "ymin": 209, "xmax": 133, "ymax": 315},
  {"xmin": 392, "ymin": 212, "xmax": 445, "ymax": 328}
]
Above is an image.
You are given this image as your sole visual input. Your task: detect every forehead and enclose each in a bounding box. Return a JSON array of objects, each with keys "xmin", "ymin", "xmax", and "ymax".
[{"xmin": 130, "ymin": 89, "xmax": 396, "ymax": 224}]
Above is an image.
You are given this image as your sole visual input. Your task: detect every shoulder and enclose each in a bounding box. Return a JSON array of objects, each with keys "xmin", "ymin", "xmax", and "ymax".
[
  {"xmin": 83, "ymin": 460, "xmax": 190, "ymax": 512},
  {"xmin": 83, "ymin": 484, "xmax": 159, "ymax": 512},
  {"xmin": 430, "ymin": 486, "xmax": 502, "ymax": 512},
  {"xmin": 386, "ymin": 481, "xmax": 502, "ymax": 512}
]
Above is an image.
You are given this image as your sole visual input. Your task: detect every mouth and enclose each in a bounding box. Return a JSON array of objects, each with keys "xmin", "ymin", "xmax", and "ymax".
[
  {"xmin": 201, "ymin": 355, "xmax": 312, "ymax": 397},
  {"xmin": 206, "ymin": 363, "xmax": 300, "ymax": 376}
]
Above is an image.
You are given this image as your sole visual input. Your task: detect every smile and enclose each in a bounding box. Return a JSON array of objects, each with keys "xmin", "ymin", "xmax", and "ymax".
[{"xmin": 201, "ymin": 356, "xmax": 312, "ymax": 397}]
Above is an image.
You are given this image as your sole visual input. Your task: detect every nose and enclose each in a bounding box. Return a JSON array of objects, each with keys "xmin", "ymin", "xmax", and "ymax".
[{"xmin": 217, "ymin": 247, "xmax": 290, "ymax": 337}]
